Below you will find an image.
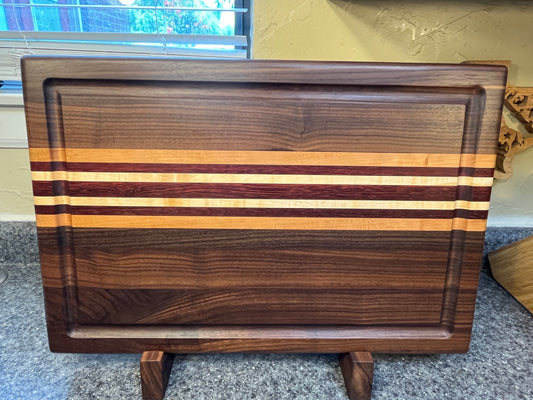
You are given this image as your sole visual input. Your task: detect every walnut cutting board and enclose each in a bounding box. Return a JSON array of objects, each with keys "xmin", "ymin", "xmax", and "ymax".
[{"xmin": 22, "ymin": 58, "xmax": 506, "ymax": 354}]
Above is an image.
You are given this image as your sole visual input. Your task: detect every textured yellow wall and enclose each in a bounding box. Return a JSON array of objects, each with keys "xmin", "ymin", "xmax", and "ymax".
[
  {"xmin": 0, "ymin": 148, "xmax": 33, "ymax": 219},
  {"xmin": 253, "ymin": 0, "xmax": 533, "ymax": 85}
]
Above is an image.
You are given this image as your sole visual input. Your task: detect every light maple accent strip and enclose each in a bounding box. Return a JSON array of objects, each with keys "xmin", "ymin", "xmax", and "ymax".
[
  {"xmin": 33, "ymin": 196, "xmax": 491, "ymax": 211},
  {"xmin": 35, "ymin": 196, "xmax": 71, "ymax": 205},
  {"xmin": 34, "ymin": 214, "xmax": 487, "ymax": 231},
  {"xmin": 454, "ymin": 200, "xmax": 490, "ymax": 211},
  {"xmin": 456, "ymin": 176, "xmax": 494, "ymax": 187},
  {"xmin": 35, "ymin": 213, "xmax": 72, "ymax": 228},
  {"xmin": 31, "ymin": 170, "xmax": 493, "ymax": 187},
  {"xmin": 452, "ymin": 217, "xmax": 487, "ymax": 232},
  {"xmin": 28, "ymin": 148, "xmax": 497, "ymax": 169}
]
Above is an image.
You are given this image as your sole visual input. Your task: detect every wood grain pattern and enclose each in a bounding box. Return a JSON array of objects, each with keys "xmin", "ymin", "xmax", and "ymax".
[
  {"xmin": 140, "ymin": 351, "xmax": 174, "ymax": 400},
  {"xmin": 21, "ymin": 58, "xmax": 506, "ymax": 154},
  {"xmin": 27, "ymin": 149, "xmax": 493, "ymax": 235},
  {"xmin": 36, "ymin": 228, "xmax": 483, "ymax": 285},
  {"xmin": 34, "ymin": 214, "xmax": 489, "ymax": 231},
  {"xmin": 31, "ymin": 170, "xmax": 493, "ymax": 186},
  {"xmin": 489, "ymin": 235, "xmax": 533, "ymax": 313},
  {"xmin": 28, "ymin": 148, "xmax": 498, "ymax": 167},
  {"xmin": 31, "ymin": 206, "xmax": 489, "ymax": 221},
  {"xmin": 52, "ymin": 82, "xmax": 470, "ymax": 153},
  {"xmin": 75, "ymin": 287, "xmax": 444, "ymax": 325},
  {"xmin": 29, "ymin": 161, "xmax": 496, "ymax": 177},
  {"xmin": 22, "ymin": 58, "xmax": 505, "ymax": 357},
  {"xmin": 31, "ymin": 181, "xmax": 492, "ymax": 201},
  {"xmin": 33, "ymin": 197, "xmax": 490, "ymax": 211},
  {"xmin": 339, "ymin": 352, "xmax": 374, "ymax": 400}
]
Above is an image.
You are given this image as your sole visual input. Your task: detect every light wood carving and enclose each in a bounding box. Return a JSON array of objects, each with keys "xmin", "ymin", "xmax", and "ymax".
[
  {"xmin": 495, "ymin": 122, "xmax": 533, "ymax": 180},
  {"xmin": 505, "ymin": 85, "xmax": 533, "ymax": 132},
  {"xmin": 496, "ymin": 85, "xmax": 533, "ymax": 180}
]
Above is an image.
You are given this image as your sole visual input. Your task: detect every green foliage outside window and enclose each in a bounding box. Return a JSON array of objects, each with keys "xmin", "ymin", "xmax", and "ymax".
[{"xmin": 130, "ymin": 0, "xmax": 234, "ymax": 36}]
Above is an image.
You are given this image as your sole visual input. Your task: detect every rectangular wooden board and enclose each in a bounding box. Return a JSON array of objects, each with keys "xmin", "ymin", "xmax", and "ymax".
[
  {"xmin": 22, "ymin": 57, "xmax": 506, "ymax": 354},
  {"xmin": 489, "ymin": 235, "xmax": 533, "ymax": 313}
]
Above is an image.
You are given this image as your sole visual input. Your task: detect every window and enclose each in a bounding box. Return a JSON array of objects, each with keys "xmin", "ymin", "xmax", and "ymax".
[{"xmin": 0, "ymin": 0, "xmax": 251, "ymax": 81}]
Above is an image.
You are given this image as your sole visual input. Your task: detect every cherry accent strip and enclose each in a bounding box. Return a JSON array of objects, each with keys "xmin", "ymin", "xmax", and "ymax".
[
  {"xmin": 31, "ymin": 181, "xmax": 491, "ymax": 201},
  {"xmin": 28, "ymin": 161, "xmax": 494, "ymax": 178},
  {"xmin": 33, "ymin": 205, "xmax": 489, "ymax": 220}
]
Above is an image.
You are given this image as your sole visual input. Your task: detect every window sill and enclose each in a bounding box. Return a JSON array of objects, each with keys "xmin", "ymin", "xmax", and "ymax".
[
  {"xmin": 0, "ymin": 87, "xmax": 27, "ymax": 148},
  {"xmin": 0, "ymin": 87, "xmax": 24, "ymax": 107}
]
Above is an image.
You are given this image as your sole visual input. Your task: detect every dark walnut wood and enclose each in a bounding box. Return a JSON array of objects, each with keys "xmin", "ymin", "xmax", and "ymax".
[
  {"xmin": 140, "ymin": 351, "xmax": 174, "ymax": 400},
  {"xmin": 22, "ymin": 58, "xmax": 506, "ymax": 399},
  {"xmin": 339, "ymin": 352, "xmax": 374, "ymax": 400}
]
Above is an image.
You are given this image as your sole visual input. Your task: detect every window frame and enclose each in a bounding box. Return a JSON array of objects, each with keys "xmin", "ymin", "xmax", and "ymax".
[
  {"xmin": 0, "ymin": 0, "xmax": 252, "ymax": 81},
  {"xmin": 0, "ymin": 0, "xmax": 252, "ymax": 148}
]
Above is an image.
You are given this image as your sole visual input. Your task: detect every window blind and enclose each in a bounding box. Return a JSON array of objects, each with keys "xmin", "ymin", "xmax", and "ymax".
[{"xmin": 0, "ymin": 0, "xmax": 251, "ymax": 81}]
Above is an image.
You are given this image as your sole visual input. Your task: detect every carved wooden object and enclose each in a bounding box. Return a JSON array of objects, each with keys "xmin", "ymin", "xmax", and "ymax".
[
  {"xmin": 504, "ymin": 85, "xmax": 533, "ymax": 132},
  {"xmin": 495, "ymin": 121, "xmax": 533, "ymax": 179},
  {"xmin": 22, "ymin": 58, "xmax": 506, "ymax": 399},
  {"xmin": 495, "ymin": 84, "xmax": 533, "ymax": 179}
]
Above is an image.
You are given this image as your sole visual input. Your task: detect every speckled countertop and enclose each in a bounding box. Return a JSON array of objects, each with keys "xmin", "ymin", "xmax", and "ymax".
[{"xmin": 0, "ymin": 222, "xmax": 532, "ymax": 400}]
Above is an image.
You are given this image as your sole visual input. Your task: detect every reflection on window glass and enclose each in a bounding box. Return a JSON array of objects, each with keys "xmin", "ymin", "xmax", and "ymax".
[
  {"xmin": 31, "ymin": 0, "xmax": 61, "ymax": 32},
  {"xmin": 0, "ymin": 3, "xmax": 6, "ymax": 31},
  {"xmin": 0, "ymin": 0, "xmax": 236, "ymax": 35}
]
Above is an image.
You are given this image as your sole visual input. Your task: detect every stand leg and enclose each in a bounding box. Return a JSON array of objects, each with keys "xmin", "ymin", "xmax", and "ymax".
[
  {"xmin": 339, "ymin": 352, "xmax": 374, "ymax": 400},
  {"xmin": 140, "ymin": 351, "xmax": 175, "ymax": 400}
]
